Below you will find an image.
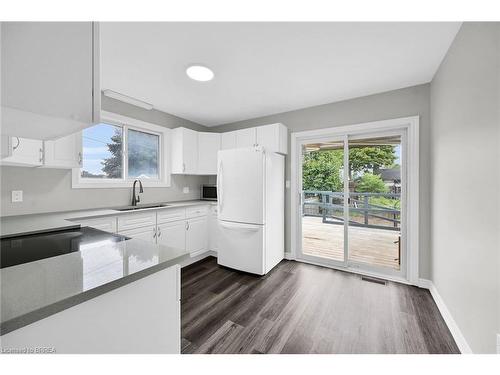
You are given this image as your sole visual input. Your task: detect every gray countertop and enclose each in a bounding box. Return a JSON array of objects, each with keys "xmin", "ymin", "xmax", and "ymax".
[
  {"xmin": 0, "ymin": 199, "xmax": 215, "ymax": 335},
  {"xmin": 0, "ymin": 200, "xmax": 216, "ymax": 238},
  {"xmin": 1, "ymin": 237, "xmax": 190, "ymax": 335}
]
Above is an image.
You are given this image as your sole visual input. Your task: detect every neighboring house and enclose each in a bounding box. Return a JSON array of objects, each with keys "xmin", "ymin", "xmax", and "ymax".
[{"xmin": 380, "ymin": 167, "xmax": 401, "ymax": 194}]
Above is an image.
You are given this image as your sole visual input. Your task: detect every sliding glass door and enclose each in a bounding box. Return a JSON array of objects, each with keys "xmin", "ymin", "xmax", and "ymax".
[{"xmin": 298, "ymin": 130, "xmax": 406, "ymax": 279}]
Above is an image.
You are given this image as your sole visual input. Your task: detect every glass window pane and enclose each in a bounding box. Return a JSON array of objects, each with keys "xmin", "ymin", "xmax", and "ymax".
[
  {"xmin": 301, "ymin": 140, "xmax": 345, "ymax": 262},
  {"xmin": 127, "ymin": 129, "xmax": 159, "ymax": 179},
  {"xmin": 81, "ymin": 123, "xmax": 123, "ymax": 179}
]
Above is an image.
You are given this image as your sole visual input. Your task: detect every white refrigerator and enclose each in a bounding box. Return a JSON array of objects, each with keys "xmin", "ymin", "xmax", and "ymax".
[{"xmin": 217, "ymin": 146, "xmax": 284, "ymax": 275}]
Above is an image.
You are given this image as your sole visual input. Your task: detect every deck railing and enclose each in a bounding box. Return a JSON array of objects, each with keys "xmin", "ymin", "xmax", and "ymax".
[{"xmin": 302, "ymin": 190, "xmax": 401, "ymax": 231}]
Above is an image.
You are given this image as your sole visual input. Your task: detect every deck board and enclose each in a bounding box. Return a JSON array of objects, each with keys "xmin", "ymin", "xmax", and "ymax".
[{"xmin": 302, "ymin": 216, "xmax": 400, "ymax": 269}]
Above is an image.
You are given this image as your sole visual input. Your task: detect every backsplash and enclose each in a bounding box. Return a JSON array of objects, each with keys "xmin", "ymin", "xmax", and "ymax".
[{"xmin": 0, "ymin": 166, "xmax": 209, "ymax": 216}]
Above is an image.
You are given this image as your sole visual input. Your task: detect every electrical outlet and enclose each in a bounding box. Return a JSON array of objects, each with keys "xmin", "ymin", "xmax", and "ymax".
[
  {"xmin": 183, "ymin": 186, "xmax": 190, "ymax": 194},
  {"xmin": 11, "ymin": 190, "xmax": 23, "ymax": 203}
]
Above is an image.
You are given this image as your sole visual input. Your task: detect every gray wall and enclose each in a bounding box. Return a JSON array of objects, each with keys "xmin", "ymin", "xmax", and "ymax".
[
  {"xmin": 0, "ymin": 97, "xmax": 210, "ymax": 216},
  {"xmin": 430, "ymin": 23, "xmax": 500, "ymax": 353},
  {"xmin": 212, "ymin": 84, "xmax": 432, "ymax": 278}
]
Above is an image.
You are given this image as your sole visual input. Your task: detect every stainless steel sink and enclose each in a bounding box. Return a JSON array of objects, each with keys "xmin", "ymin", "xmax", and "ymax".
[{"xmin": 113, "ymin": 203, "xmax": 170, "ymax": 211}]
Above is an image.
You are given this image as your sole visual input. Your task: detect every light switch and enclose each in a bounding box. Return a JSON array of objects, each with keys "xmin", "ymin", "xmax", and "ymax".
[
  {"xmin": 12, "ymin": 190, "xmax": 23, "ymax": 202},
  {"xmin": 183, "ymin": 187, "xmax": 190, "ymax": 194}
]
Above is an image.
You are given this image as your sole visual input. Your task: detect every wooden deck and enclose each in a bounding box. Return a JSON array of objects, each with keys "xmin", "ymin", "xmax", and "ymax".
[{"xmin": 302, "ymin": 216, "xmax": 400, "ymax": 269}]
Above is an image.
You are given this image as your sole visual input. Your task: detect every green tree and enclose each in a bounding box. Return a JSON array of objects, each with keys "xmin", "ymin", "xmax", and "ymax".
[
  {"xmin": 355, "ymin": 173, "xmax": 388, "ymax": 193},
  {"xmin": 349, "ymin": 145, "xmax": 396, "ymax": 177},
  {"xmin": 102, "ymin": 129, "xmax": 123, "ymax": 178},
  {"xmin": 302, "ymin": 150, "xmax": 343, "ymax": 191}
]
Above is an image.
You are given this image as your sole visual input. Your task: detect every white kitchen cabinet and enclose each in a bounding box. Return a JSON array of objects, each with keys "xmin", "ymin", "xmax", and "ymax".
[
  {"xmin": 117, "ymin": 212, "xmax": 157, "ymax": 232},
  {"xmin": 118, "ymin": 226, "xmax": 157, "ymax": 244},
  {"xmin": 157, "ymin": 221, "xmax": 186, "ymax": 251},
  {"xmin": 74, "ymin": 216, "xmax": 117, "ymax": 233},
  {"xmin": 1, "ymin": 22, "xmax": 100, "ymax": 140},
  {"xmin": 43, "ymin": 132, "xmax": 82, "ymax": 169},
  {"xmin": 0, "ymin": 136, "xmax": 44, "ymax": 167},
  {"xmin": 256, "ymin": 123, "xmax": 288, "ymax": 154},
  {"xmin": 157, "ymin": 207, "xmax": 186, "ymax": 224},
  {"xmin": 186, "ymin": 205, "xmax": 209, "ymax": 218},
  {"xmin": 197, "ymin": 132, "xmax": 220, "ymax": 175},
  {"xmin": 208, "ymin": 206, "xmax": 219, "ymax": 253},
  {"xmin": 235, "ymin": 128, "xmax": 257, "ymax": 148},
  {"xmin": 221, "ymin": 131, "xmax": 237, "ymax": 150},
  {"xmin": 171, "ymin": 127, "xmax": 198, "ymax": 174},
  {"xmin": 186, "ymin": 217, "xmax": 208, "ymax": 257}
]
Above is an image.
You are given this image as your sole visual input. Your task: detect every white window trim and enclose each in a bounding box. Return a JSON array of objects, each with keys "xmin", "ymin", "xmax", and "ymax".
[
  {"xmin": 290, "ymin": 116, "xmax": 420, "ymax": 285},
  {"xmin": 72, "ymin": 111, "xmax": 171, "ymax": 189}
]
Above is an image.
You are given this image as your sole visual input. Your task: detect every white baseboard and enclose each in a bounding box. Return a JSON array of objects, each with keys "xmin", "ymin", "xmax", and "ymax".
[
  {"xmin": 419, "ymin": 278, "xmax": 472, "ymax": 354},
  {"xmin": 180, "ymin": 250, "xmax": 217, "ymax": 268},
  {"xmin": 284, "ymin": 252, "xmax": 294, "ymax": 260}
]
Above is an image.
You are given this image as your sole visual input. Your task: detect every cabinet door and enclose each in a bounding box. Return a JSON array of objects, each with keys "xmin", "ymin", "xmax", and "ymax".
[
  {"xmin": 256, "ymin": 124, "xmax": 288, "ymax": 154},
  {"xmin": 208, "ymin": 206, "xmax": 219, "ymax": 252},
  {"xmin": 171, "ymin": 127, "xmax": 198, "ymax": 174},
  {"xmin": 118, "ymin": 226, "xmax": 157, "ymax": 244},
  {"xmin": 75, "ymin": 216, "xmax": 117, "ymax": 233},
  {"xmin": 197, "ymin": 132, "xmax": 220, "ymax": 175},
  {"xmin": 186, "ymin": 217, "xmax": 208, "ymax": 257},
  {"xmin": 235, "ymin": 128, "xmax": 257, "ymax": 148},
  {"xmin": 221, "ymin": 131, "xmax": 237, "ymax": 150},
  {"xmin": 157, "ymin": 221, "xmax": 186, "ymax": 251},
  {"xmin": 0, "ymin": 136, "xmax": 43, "ymax": 166},
  {"xmin": 43, "ymin": 132, "xmax": 82, "ymax": 169},
  {"xmin": 1, "ymin": 22, "xmax": 99, "ymax": 140}
]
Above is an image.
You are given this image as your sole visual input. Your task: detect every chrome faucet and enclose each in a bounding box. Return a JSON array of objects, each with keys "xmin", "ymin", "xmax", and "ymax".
[{"xmin": 131, "ymin": 179, "xmax": 144, "ymax": 206}]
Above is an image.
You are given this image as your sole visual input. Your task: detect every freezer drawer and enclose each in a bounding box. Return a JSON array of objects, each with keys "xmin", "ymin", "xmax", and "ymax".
[{"xmin": 217, "ymin": 220, "xmax": 265, "ymax": 275}]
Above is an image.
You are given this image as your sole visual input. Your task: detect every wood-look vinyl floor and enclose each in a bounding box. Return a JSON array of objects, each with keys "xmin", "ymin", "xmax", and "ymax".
[{"xmin": 181, "ymin": 257, "xmax": 459, "ymax": 354}]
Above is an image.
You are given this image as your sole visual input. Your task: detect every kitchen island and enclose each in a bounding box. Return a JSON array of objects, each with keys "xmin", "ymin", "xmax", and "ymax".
[{"xmin": 0, "ymin": 212, "xmax": 192, "ymax": 353}]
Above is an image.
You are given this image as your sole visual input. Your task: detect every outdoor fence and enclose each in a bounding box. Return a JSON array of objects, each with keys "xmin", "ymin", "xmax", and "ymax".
[{"xmin": 302, "ymin": 190, "xmax": 401, "ymax": 231}]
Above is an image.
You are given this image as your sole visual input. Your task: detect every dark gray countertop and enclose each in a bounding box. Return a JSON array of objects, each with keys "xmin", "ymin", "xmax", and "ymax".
[{"xmin": 0, "ymin": 237, "xmax": 190, "ymax": 335}]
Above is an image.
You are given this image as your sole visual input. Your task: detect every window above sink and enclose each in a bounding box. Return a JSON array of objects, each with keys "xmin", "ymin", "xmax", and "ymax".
[{"xmin": 72, "ymin": 112, "xmax": 171, "ymax": 189}]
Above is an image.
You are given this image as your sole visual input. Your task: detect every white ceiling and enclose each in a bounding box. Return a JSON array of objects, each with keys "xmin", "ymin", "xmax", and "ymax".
[{"xmin": 100, "ymin": 22, "xmax": 461, "ymax": 127}]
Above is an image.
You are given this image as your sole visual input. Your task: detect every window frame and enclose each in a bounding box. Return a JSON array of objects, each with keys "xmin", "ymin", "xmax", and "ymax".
[{"xmin": 72, "ymin": 111, "xmax": 171, "ymax": 189}]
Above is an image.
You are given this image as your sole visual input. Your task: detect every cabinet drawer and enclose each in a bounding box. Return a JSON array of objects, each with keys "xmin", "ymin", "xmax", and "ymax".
[
  {"xmin": 186, "ymin": 205, "xmax": 209, "ymax": 218},
  {"xmin": 157, "ymin": 208, "xmax": 186, "ymax": 224},
  {"xmin": 118, "ymin": 226, "xmax": 156, "ymax": 244},
  {"xmin": 77, "ymin": 216, "xmax": 117, "ymax": 233},
  {"xmin": 117, "ymin": 212, "xmax": 156, "ymax": 231}
]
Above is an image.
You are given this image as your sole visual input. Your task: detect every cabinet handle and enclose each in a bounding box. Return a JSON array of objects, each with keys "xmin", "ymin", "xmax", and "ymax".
[
  {"xmin": 182, "ymin": 163, "xmax": 186, "ymax": 172},
  {"xmin": 78, "ymin": 152, "xmax": 83, "ymax": 166},
  {"xmin": 12, "ymin": 137, "xmax": 20, "ymax": 151},
  {"xmin": 158, "ymin": 227, "xmax": 162, "ymax": 237},
  {"xmin": 39, "ymin": 148, "xmax": 44, "ymax": 163},
  {"xmin": 153, "ymin": 226, "xmax": 157, "ymax": 238},
  {"xmin": 185, "ymin": 221, "xmax": 189, "ymax": 230}
]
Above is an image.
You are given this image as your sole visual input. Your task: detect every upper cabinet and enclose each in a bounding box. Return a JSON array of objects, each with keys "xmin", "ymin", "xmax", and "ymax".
[
  {"xmin": 171, "ymin": 127, "xmax": 199, "ymax": 174},
  {"xmin": 0, "ymin": 136, "xmax": 44, "ymax": 167},
  {"xmin": 42, "ymin": 132, "xmax": 82, "ymax": 169},
  {"xmin": 197, "ymin": 132, "xmax": 221, "ymax": 175},
  {"xmin": 256, "ymin": 123, "xmax": 288, "ymax": 155},
  {"xmin": 1, "ymin": 22, "xmax": 100, "ymax": 140},
  {"xmin": 221, "ymin": 131, "xmax": 237, "ymax": 150},
  {"xmin": 235, "ymin": 128, "xmax": 257, "ymax": 148}
]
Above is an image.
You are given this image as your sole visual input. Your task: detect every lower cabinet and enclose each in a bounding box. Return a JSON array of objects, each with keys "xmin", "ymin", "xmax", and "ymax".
[
  {"xmin": 118, "ymin": 226, "xmax": 156, "ymax": 244},
  {"xmin": 157, "ymin": 220, "xmax": 186, "ymax": 250},
  {"xmin": 73, "ymin": 216, "xmax": 117, "ymax": 233},
  {"xmin": 186, "ymin": 216, "xmax": 208, "ymax": 257}
]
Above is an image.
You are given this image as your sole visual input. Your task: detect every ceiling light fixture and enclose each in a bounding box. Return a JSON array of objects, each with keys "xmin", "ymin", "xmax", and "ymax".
[
  {"xmin": 186, "ymin": 65, "xmax": 214, "ymax": 82},
  {"xmin": 102, "ymin": 89, "xmax": 154, "ymax": 110}
]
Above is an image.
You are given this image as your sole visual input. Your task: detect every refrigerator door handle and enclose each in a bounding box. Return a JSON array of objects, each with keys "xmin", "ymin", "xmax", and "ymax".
[{"xmin": 219, "ymin": 221, "xmax": 261, "ymax": 232}]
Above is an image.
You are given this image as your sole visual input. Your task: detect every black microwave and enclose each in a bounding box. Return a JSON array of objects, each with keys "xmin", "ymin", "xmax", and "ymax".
[{"xmin": 201, "ymin": 185, "xmax": 217, "ymax": 201}]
